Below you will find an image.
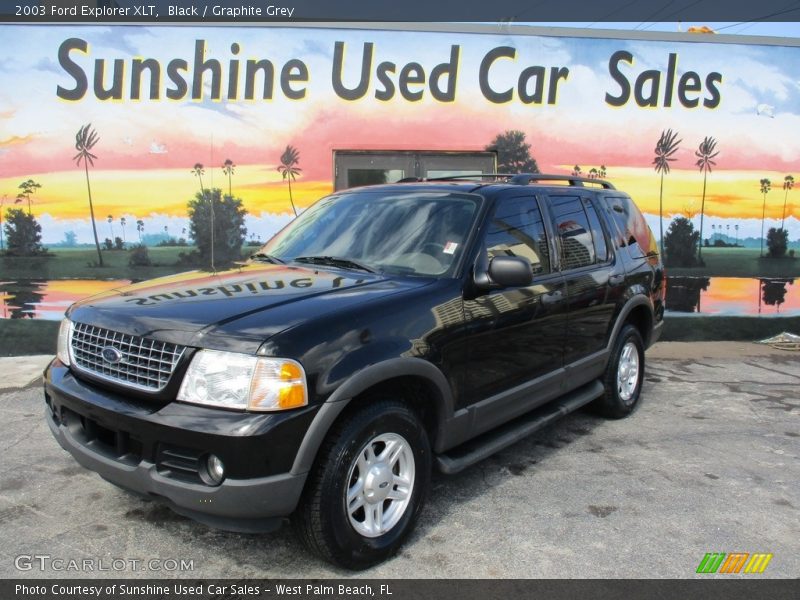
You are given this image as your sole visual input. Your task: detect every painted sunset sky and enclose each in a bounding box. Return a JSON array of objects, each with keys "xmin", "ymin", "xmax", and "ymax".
[{"xmin": 0, "ymin": 25, "xmax": 798, "ymax": 244}]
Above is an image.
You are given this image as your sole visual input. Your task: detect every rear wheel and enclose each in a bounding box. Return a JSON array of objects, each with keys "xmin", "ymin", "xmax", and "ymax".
[
  {"xmin": 294, "ymin": 400, "xmax": 431, "ymax": 569},
  {"xmin": 593, "ymin": 324, "xmax": 645, "ymax": 418}
]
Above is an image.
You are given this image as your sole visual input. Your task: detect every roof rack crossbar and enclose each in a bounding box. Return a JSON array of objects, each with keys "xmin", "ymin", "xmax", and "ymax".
[
  {"xmin": 424, "ymin": 174, "xmax": 514, "ymax": 181},
  {"xmin": 420, "ymin": 173, "xmax": 616, "ymax": 189},
  {"xmin": 509, "ymin": 174, "xmax": 616, "ymax": 189}
]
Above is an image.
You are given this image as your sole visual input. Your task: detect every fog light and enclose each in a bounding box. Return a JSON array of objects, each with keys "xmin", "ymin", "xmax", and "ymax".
[{"xmin": 204, "ymin": 454, "xmax": 225, "ymax": 486}]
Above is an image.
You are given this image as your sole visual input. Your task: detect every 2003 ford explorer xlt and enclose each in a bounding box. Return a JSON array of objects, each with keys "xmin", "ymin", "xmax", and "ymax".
[{"xmin": 45, "ymin": 174, "xmax": 664, "ymax": 568}]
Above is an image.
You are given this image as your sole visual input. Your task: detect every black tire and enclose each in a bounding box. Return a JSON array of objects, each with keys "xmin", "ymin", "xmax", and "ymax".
[
  {"xmin": 294, "ymin": 399, "xmax": 431, "ymax": 569},
  {"xmin": 593, "ymin": 324, "xmax": 645, "ymax": 419}
]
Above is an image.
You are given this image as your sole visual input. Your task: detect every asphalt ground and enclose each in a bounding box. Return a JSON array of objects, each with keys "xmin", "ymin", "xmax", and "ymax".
[{"xmin": 0, "ymin": 343, "xmax": 797, "ymax": 578}]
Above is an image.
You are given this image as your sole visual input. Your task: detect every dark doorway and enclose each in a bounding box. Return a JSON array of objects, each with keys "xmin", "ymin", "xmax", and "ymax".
[{"xmin": 333, "ymin": 150, "xmax": 497, "ymax": 191}]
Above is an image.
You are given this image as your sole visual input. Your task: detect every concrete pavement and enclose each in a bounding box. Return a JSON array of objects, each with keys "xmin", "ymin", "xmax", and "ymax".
[
  {"xmin": 0, "ymin": 343, "xmax": 797, "ymax": 578},
  {"xmin": 0, "ymin": 355, "xmax": 53, "ymax": 390}
]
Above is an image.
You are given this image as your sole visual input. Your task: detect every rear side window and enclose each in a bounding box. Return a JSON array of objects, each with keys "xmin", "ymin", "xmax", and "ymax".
[
  {"xmin": 485, "ymin": 195, "xmax": 550, "ymax": 275},
  {"xmin": 548, "ymin": 195, "xmax": 598, "ymax": 270},
  {"xmin": 583, "ymin": 199, "xmax": 608, "ymax": 263},
  {"xmin": 602, "ymin": 196, "xmax": 658, "ymax": 258}
]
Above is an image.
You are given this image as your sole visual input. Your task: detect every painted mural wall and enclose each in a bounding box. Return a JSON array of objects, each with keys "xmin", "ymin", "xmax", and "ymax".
[{"xmin": 0, "ymin": 24, "xmax": 798, "ymax": 248}]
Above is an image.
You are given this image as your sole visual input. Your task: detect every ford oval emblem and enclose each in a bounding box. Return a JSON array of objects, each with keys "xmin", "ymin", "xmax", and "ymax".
[{"xmin": 101, "ymin": 346, "xmax": 123, "ymax": 364}]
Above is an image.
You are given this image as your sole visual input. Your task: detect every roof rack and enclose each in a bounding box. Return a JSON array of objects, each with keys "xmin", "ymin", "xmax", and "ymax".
[
  {"xmin": 424, "ymin": 174, "xmax": 512, "ymax": 182},
  {"xmin": 509, "ymin": 174, "xmax": 616, "ymax": 189},
  {"xmin": 421, "ymin": 173, "xmax": 616, "ymax": 190}
]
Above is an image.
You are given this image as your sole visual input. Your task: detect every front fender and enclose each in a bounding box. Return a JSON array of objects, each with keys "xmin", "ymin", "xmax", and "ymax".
[{"xmin": 290, "ymin": 357, "xmax": 453, "ymax": 475}]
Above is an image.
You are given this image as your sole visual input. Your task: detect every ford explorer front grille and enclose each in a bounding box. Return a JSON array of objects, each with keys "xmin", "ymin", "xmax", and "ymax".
[{"xmin": 70, "ymin": 322, "xmax": 186, "ymax": 392}]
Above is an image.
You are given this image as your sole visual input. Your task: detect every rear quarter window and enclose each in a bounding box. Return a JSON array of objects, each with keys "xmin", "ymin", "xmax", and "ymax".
[
  {"xmin": 548, "ymin": 195, "xmax": 605, "ymax": 270},
  {"xmin": 601, "ymin": 196, "xmax": 658, "ymax": 259}
]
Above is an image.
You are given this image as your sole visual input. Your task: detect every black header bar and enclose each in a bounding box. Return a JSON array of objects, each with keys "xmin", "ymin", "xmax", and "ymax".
[
  {"xmin": 2, "ymin": 0, "xmax": 800, "ymax": 23},
  {"xmin": 4, "ymin": 579, "xmax": 800, "ymax": 600}
]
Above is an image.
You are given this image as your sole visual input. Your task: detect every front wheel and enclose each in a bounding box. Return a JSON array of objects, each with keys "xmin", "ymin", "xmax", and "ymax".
[
  {"xmin": 593, "ymin": 324, "xmax": 645, "ymax": 419},
  {"xmin": 294, "ymin": 400, "xmax": 431, "ymax": 569}
]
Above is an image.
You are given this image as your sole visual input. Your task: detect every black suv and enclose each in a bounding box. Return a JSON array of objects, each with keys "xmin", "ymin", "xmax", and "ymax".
[{"xmin": 45, "ymin": 174, "xmax": 664, "ymax": 568}]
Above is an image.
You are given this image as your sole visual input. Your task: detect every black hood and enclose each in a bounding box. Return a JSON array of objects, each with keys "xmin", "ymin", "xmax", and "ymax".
[{"xmin": 67, "ymin": 263, "xmax": 432, "ymax": 352}]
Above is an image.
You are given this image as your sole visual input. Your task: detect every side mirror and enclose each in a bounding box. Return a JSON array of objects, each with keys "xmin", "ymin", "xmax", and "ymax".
[{"xmin": 487, "ymin": 256, "xmax": 533, "ymax": 288}]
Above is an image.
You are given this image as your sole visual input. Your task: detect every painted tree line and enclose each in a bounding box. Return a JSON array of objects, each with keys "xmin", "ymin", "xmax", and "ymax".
[
  {"xmin": 1, "ymin": 122, "xmax": 302, "ymax": 270},
  {"xmin": 486, "ymin": 129, "xmax": 796, "ymax": 267},
  {"xmin": 653, "ymin": 129, "xmax": 795, "ymax": 266},
  {"xmin": 182, "ymin": 144, "xmax": 300, "ymax": 269},
  {"xmin": 2, "ymin": 126, "xmax": 794, "ymax": 270}
]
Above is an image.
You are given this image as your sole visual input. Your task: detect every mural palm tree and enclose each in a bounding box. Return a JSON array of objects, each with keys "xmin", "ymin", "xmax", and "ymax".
[
  {"xmin": 74, "ymin": 124, "xmax": 103, "ymax": 266},
  {"xmin": 17, "ymin": 179, "xmax": 42, "ymax": 216},
  {"xmin": 599, "ymin": 165, "xmax": 607, "ymax": 179},
  {"xmin": 120, "ymin": 216, "xmax": 127, "ymax": 243},
  {"xmin": 192, "ymin": 162, "xmax": 213, "ymax": 269},
  {"xmin": 694, "ymin": 136, "xmax": 719, "ymax": 263},
  {"xmin": 191, "ymin": 163, "xmax": 206, "ymax": 195},
  {"xmin": 653, "ymin": 129, "xmax": 681, "ymax": 257},
  {"xmin": 782, "ymin": 175, "xmax": 794, "ymax": 232},
  {"xmin": 107, "ymin": 214, "xmax": 114, "ymax": 239},
  {"xmin": 222, "ymin": 158, "xmax": 235, "ymax": 198},
  {"xmin": 571, "ymin": 165, "xmax": 582, "ymax": 177},
  {"xmin": 136, "ymin": 219, "xmax": 144, "ymax": 243},
  {"xmin": 0, "ymin": 194, "xmax": 6, "ymax": 250},
  {"xmin": 588, "ymin": 167, "xmax": 598, "ymax": 179},
  {"xmin": 277, "ymin": 145, "xmax": 301, "ymax": 217},
  {"xmin": 759, "ymin": 178, "xmax": 771, "ymax": 257}
]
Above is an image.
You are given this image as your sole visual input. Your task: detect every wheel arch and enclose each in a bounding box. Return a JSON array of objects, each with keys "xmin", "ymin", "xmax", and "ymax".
[
  {"xmin": 608, "ymin": 295, "xmax": 655, "ymax": 350},
  {"xmin": 624, "ymin": 303, "xmax": 655, "ymax": 347},
  {"xmin": 291, "ymin": 358, "xmax": 454, "ymax": 475}
]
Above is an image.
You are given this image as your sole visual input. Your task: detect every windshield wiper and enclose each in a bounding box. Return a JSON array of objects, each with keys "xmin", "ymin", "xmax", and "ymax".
[
  {"xmin": 293, "ymin": 256, "xmax": 377, "ymax": 273},
  {"xmin": 250, "ymin": 253, "xmax": 286, "ymax": 264}
]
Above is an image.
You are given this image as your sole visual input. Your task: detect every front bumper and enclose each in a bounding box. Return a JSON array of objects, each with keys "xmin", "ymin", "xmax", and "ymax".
[{"xmin": 44, "ymin": 361, "xmax": 315, "ymax": 532}]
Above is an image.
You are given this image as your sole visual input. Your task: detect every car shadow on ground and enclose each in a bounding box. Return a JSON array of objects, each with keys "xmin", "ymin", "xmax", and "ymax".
[{"xmin": 114, "ymin": 390, "xmax": 635, "ymax": 576}]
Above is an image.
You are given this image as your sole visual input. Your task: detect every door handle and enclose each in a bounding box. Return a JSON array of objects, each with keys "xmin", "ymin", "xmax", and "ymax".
[{"xmin": 609, "ymin": 274, "xmax": 624, "ymax": 286}]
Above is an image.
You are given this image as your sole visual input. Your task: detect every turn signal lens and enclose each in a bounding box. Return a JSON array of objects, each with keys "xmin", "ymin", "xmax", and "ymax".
[{"xmin": 248, "ymin": 358, "xmax": 308, "ymax": 411}]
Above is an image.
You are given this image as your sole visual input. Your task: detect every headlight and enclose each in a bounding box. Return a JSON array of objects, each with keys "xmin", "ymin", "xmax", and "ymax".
[
  {"xmin": 57, "ymin": 318, "xmax": 72, "ymax": 366},
  {"xmin": 177, "ymin": 350, "xmax": 307, "ymax": 412}
]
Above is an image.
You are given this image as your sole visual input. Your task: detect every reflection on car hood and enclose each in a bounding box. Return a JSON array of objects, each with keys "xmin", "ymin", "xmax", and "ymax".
[{"xmin": 67, "ymin": 263, "xmax": 430, "ymax": 351}]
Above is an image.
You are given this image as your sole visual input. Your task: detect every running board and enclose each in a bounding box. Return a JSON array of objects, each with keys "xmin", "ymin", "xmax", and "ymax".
[{"xmin": 435, "ymin": 380, "xmax": 605, "ymax": 475}]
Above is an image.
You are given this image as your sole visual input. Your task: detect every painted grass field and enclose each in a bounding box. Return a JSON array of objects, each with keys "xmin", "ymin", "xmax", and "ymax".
[
  {"xmin": 1, "ymin": 245, "xmax": 798, "ymax": 355},
  {"xmin": 667, "ymin": 247, "xmax": 800, "ymax": 278},
  {"xmin": 1, "ymin": 245, "xmax": 797, "ymax": 282},
  {"xmin": 0, "ymin": 246, "xmax": 254, "ymax": 281}
]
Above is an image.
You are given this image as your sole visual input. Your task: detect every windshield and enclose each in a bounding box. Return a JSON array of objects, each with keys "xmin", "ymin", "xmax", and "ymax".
[{"xmin": 258, "ymin": 190, "xmax": 481, "ymax": 277}]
